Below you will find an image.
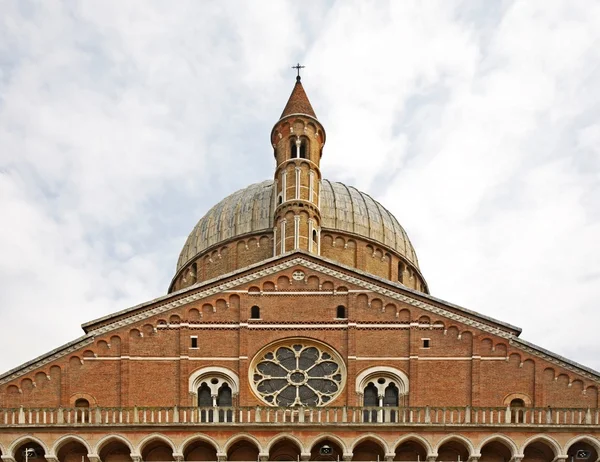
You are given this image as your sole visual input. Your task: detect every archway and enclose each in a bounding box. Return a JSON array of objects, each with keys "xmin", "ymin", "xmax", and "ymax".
[
  {"xmin": 522, "ymin": 440, "xmax": 556, "ymax": 462},
  {"xmin": 437, "ymin": 439, "xmax": 470, "ymax": 461},
  {"xmin": 352, "ymin": 440, "xmax": 385, "ymax": 461},
  {"xmin": 182, "ymin": 439, "xmax": 217, "ymax": 461},
  {"xmin": 98, "ymin": 439, "xmax": 133, "ymax": 462},
  {"xmin": 56, "ymin": 440, "xmax": 90, "ymax": 462},
  {"xmin": 269, "ymin": 438, "xmax": 302, "ymax": 461},
  {"xmin": 13, "ymin": 440, "xmax": 46, "ymax": 462},
  {"xmin": 140, "ymin": 439, "xmax": 174, "ymax": 462},
  {"xmin": 394, "ymin": 440, "xmax": 428, "ymax": 461},
  {"xmin": 310, "ymin": 439, "xmax": 344, "ymax": 461},
  {"xmin": 227, "ymin": 440, "xmax": 260, "ymax": 462},
  {"xmin": 566, "ymin": 440, "xmax": 598, "ymax": 462},
  {"xmin": 480, "ymin": 440, "xmax": 513, "ymax": 462}
]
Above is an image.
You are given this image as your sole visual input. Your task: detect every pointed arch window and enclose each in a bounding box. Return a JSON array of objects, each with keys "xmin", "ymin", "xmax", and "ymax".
[{"xmin": 363, "ymin": 383, "xmax": 378, "ymax": 422}]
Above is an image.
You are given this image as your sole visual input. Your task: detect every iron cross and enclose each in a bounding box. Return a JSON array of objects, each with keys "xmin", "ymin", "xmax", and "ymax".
[{"xmin": 292, "ymin": 63, "xmax": 305, "ymax": 80}]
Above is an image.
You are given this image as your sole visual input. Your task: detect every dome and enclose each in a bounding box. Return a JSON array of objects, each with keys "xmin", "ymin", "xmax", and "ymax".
[{"xmin": 176, "ymin": 179, "xmax": 419, "ymax": 272}]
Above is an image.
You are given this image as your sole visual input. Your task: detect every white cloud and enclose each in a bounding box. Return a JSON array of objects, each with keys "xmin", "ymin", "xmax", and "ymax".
[{"xmin": 0, "ymin": 0, "xmax": 599, "ymax": 381}]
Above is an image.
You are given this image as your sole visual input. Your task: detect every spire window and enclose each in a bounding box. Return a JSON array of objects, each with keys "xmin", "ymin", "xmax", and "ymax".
[{"xmin": 290, "ymin": 137, "xmax": 308, "ymax": 159}]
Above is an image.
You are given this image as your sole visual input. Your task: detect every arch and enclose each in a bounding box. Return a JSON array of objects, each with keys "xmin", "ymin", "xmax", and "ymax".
[
  {"xmin": 476, "ymin": 434, "xmax": 518, "ymax": 458},
  {"xmin": 222, "ymin": 434, "xmax": 264, "ymax": 455},
  {"xmin": 225, "ymin": 435, "xmax": 261, "ymax": 462},
  {"xmin": 350, "ymin": 434, "xmax": 390, "ymax": 454},
  {"xmin": 188, "ymin": 366, "xmax": 240, "ymax": 395},
  {"xmin": 519, "ymin": 435, "xmax": 561, "ymax": 459},
  {"xmin": 564, "ymin": 436, "xmax": 600, "ymax": 458},
  {"xmin": 266, "ymin": 434, "xmax": 306, "ymax": 454},
  {"xmin": 502, "ymin": 392, "xmax": 532, "ymax": 407},
  {"xmin": 251, "ymin": 305, "xmax": 260, "ymax": 319},
  {"xmin": 307, "ymin": 434, "xmax": 349, "ymax": 455},
  {"xmin": 137, "ymin": 434, "xmax": 176, "ymax": 456},
  {"xmin": 179, "ymin": 435, "xmax": 220, "ymax": 455},
  {"xmin": 434, "ymin": 435, "xmax": 474, "ymax": 458},
  {"xmin": 9, "ymin": 436, "xmax": 50, "ymax": 457},
  {"xmin": 267, "ymin": 435, "xmax": 304, "ymax": 461},
  {"xmin": 392, "ymin": 434, "xmax": 434, "ymax": 456},
  {"xmin": 51, "ymin": 435, "xmax": 93, "ymax": 457},
  {"xmin": 94, "ymin": 435, "xmax": 134, "ymax": 455},
  {"xmin": 393, "ymin": 435, "xmax": 431, "ymax": 461},
  {"xmin": 356, "ymin": 366, "xmax": 409, "ymax": 393}
]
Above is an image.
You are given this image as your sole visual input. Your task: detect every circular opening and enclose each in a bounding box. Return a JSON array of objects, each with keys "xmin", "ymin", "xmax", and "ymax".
[
  {"xmin": 211, "ymin": 378, "xmax": 219, "ymax": 384},
  {"xmin": 377, "ymin": 378, "xmax": 386, "ymax": 384}
]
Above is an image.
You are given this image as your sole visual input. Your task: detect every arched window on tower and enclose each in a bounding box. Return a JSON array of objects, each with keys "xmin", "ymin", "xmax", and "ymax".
[
  {"xmin": 398, "ymin": 262, "xmax": 406, "ymax": 284},
  {"xmin": 299, "ymin": 139, "xmax": 307, "ymax": 158},
  {"xmin": 250, "ymin": 305, "xmax": 260, "ymax": 319},
  {"xmin": 290, "ymin": 137, "xmax": 308, "ymax": 159},
  {"xmin": 336, "ymin": 305, "xmax": 346, "ymax": 319}
]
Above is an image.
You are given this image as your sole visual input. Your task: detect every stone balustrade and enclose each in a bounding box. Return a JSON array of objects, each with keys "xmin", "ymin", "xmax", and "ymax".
[{"xmin": 0, "ymin": 405, "xmax": 598, "ymax": 427}]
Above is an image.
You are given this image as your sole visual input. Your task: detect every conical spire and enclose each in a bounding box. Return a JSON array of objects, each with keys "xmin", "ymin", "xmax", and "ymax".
[{"xmin": 280, "ymin": 77, "xmax": 317, "ymax": 119}]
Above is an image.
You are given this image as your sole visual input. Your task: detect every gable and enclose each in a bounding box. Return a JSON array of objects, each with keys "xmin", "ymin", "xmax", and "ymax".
[{"xmin": 1, "ymin": 252, "xmax": 598, "ymax": 407}]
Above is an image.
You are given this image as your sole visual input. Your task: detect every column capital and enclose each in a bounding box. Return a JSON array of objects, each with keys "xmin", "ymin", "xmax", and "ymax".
[
  {"xmin": 342, "ymin": 453, "xmax": 353, "ymax": 461},
  {"xmin": 173, "ymin": 453, "xmax": 184, "ymax": 462},
  {"xmin": 217, "ymin": 452, "xmax": 227, "ymax": 462},
  {"xmin": 300, "ymin": 453, "xmax": 312, "ymax": 461},
  {"xmin": 510, "ymin": 456, "xmax": 524, "ymax": 462},
  {"xmin": 1, "ymin": 457, "xmax": 17, "ymax": 462},
  {"xmin": 384, "ymin": 453, "xmax": 396, "ymax": 462},
  {"xmin": 87, "ymin": 455, "xmax": 101, "ymax": 462},
  {"xmin": 468, "ymin": 455, "xmax": 481, "ymax": 462},
  {"xmin": 426, "ymin": 455, "xmax": 438, "ymax": 462},
  {"xmin": 258, "ymin": 453, "xmax": 270, "ymax": 462},
  {"xmin": 130, "ymin": 454, "xmax": 142, "ymax": 462},
  {"xmin": 44, "ymin": 456, "xmax": 59, "ymax": 462}
]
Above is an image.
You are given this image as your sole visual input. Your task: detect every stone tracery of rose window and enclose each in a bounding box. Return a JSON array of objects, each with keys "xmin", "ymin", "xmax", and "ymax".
[{"xmin": 251, "ymin": 340, "xmax": 346, "ymax": 407}]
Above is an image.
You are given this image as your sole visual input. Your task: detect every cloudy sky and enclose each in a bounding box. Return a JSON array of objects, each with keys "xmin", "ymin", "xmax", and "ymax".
[{"xmin": 1, "ymin": 1, "xmax": 599, "ymax": 375}]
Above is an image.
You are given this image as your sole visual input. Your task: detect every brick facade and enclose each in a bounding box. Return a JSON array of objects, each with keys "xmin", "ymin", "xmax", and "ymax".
[{"xmin": 1, "ymin": 79, "xmax": 598, "ymax": 462}]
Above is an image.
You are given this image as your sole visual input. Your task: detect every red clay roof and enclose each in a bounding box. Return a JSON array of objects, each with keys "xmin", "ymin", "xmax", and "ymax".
[{"xmin": 280, "ymin": 78, "xmax": 317, "ymax": 119}]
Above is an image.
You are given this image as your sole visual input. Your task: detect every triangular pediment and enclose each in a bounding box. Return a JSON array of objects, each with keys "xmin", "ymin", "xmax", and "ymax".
[{"xmin": 1, "ymin": 251, "xmax": 599, "ymax": 386}]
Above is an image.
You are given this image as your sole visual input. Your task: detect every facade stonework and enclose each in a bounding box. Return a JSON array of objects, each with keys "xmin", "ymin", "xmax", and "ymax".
[{"xmin": 1, "ymin": 78, "xmax": 598, "ymax": 462}]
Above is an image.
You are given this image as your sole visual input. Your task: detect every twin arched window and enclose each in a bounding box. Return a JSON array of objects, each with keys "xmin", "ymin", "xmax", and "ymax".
[
  {"xmin": 290, "ymin": 137, "xmax": 307, "ymax": 159},
  {"xmin": 198, "ymin": 380, "xmax": 233, "ymax": 422}
]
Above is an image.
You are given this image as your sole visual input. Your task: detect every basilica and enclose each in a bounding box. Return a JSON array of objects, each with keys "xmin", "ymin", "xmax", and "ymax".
[{"xmin": 0, "ymin": 75, "xmax": 598, "ymax": 462}]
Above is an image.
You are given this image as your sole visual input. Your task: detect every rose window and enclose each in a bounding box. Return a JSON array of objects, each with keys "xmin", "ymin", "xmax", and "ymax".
[{"xmin": 251, "ymin": 340, "xmax": 346, "ymax": 407}]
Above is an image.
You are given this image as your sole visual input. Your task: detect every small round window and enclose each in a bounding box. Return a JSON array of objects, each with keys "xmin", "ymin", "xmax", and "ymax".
[{"xmin": 250, "ymin": 339, "xmax": 346, "ymax": 407}]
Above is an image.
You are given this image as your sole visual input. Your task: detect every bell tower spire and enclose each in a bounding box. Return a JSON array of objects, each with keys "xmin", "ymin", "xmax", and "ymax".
[{"xmin": 271, "ymin": 69, "xmax": 326, "ymax": 256}]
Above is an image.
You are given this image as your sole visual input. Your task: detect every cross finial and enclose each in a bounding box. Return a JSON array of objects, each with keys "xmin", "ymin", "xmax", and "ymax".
[{"xmin": 292, "ymin": 63, "xmax": 305, "ymax": 82}]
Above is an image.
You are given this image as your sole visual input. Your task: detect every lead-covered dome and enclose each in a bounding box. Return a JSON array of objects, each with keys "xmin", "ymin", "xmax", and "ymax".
[{"xmin": 176, "ymin": 179, "xmax": 419, "ymax": 272}]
